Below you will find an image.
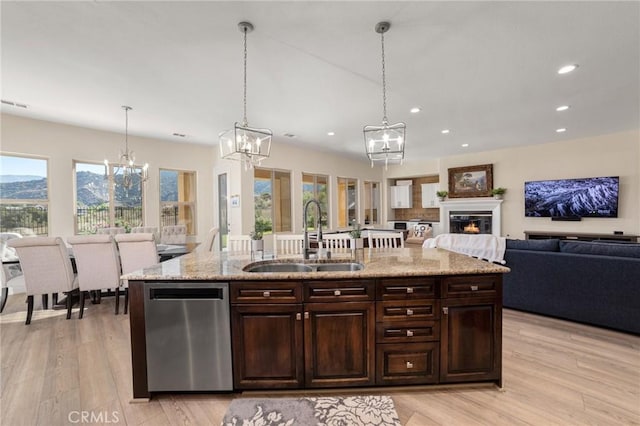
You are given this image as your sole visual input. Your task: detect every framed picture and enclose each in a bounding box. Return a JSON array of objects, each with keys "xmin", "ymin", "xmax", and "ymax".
[
  {"xmin": 230, "ymin": 194, "xmax": 240, "ymax": 208},
  {"xmin": 448, "ymin": 164, "xmax": 493, "ymax": 198}
]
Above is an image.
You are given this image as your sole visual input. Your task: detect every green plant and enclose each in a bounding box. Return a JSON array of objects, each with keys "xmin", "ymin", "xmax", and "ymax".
[
  {"xmin": 436, "ymin": 190, "xmax": 448, "ymax": 198},
  {"xmin": 349, "ymin": 221, "xmax": 362, "ymax": 239},
  {"xmin": 492, "ymin": 187, "xmax": 506, "ymax": 195},
  {"xmin": 250, "ymin": 221, "xmax": 267, "ymax": 240}
]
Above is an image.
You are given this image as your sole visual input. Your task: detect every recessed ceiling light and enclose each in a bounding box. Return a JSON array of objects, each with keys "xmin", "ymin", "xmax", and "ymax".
[
  {"xmin": 556, "ymin": 105, "xmax": 570, "ymax": 112},
  {"xmin": 441, "ymin": 129, "xmax": 450, "ymax": 134},
  {"xmin": 461, "ymin": 143, "xmax": 469, "ymax": 147},
  {"xmin": 558, "ymin": 64, "xmax": 578, "ymax": 74},
  {"xmin": 410, "ymin": 107, "xmax": 421, "ymax": 114},
  {"xmin": 327, "ymin": 132, "xmax": 335, "ymax": 136},
  {"xmin": 556, "ymin": 128, "xmax": 567, "ymax": 133}
]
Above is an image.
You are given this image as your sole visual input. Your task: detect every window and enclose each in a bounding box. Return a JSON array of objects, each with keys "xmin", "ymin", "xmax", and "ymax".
[
  {"xmin": 0, "ymin": 154, "xmax": 49, "ymax": 236},
  {"xmin": 160, "ymin": 169, "xmax": 197, "ymax": 235},
  {"xmin": 74, "ymin": 161, "xmax": 144, "ymax": 233},
  {"xmin": 254, "ymin": 168, "xmax": 292, "ymax": 234},
  {"xmin": 302, "ymin": 173, "xmax": 328, "ymax": 228},
  {"xmin": 363, "ymin": 181, "xmax": 380, "ymax": 225},
  {"xmin": 337, "ymin": 177, "xmax": 357, "ymax": 228}
]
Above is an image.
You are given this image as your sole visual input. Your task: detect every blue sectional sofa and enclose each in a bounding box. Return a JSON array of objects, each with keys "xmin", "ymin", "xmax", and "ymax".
[{"xmin": 503, "ymin": 238, "xmax": 640, "ymax": 335}]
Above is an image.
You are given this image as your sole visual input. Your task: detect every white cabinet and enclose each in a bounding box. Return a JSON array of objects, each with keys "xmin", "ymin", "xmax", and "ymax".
[
  {"xmin": 390, "ymin": 185, "xmax": 412, "ymax": 209},
  {"xmin": 421, "ymin": 183, "xmax": 438, "ymax": 208}
]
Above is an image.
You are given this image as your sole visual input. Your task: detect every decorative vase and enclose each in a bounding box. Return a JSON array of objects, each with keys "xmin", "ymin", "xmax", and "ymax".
[
  {"xmin": 493, "ymin": 194, "xmax": 503, "ymax": 200},
  {"xmin": 352, "ymin": 237, "xmax": 364, "ymax": 249},
  {"xmin": 437, "ymin": 197, "xmax": 446, "ymax": 202},
  {"xmin": 251, "ymin": 239, "xmax": 264, "ymax": 252}
]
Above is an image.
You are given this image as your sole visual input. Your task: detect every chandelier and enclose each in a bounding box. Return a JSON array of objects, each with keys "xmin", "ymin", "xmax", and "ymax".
[
  {"xmin": 104, "ymin": 106, "xmax": 148, "ymax": 190},
  {"xmin": 219, "ymin": 21, "xmax": 272, "ymax": 170},
  {"xmin": 363, "ymin": 21, "xmax": 406, "ymax": 169}
]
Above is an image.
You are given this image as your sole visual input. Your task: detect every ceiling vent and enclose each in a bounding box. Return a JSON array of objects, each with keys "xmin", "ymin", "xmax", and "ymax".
[
  {"xmin": 1, "ymin": 99, "xmax": 28, "ymax": 108},
  {"xmin": 172, "ymin": 133, "xmax": 186, "ymax": 138},
  {"xmin": 283, "ymin": 133, "xmax": 297, "ymax": 138}
]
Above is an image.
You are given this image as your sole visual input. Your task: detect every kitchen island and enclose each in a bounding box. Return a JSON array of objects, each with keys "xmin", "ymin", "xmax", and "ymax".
[{"xmin": 124, "ymin": 247, "xmax": 509, "ymax": 399}]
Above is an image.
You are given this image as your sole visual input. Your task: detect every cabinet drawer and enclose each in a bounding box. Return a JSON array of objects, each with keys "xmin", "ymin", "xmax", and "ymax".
[
  {"xmin": 376, "ymin": 320, "xmax": 440, "ymax": 343},
  {"xmin": 376, "ymin": 300, "xmax": 439, "ymax": 322},
  {"xmin": 304, "ymin": 280, "xmax": 375, "ymax": 303},
  {"xmin": 377, "ymin": 277, "xmax": 438, "ymax": 300},
  {"xmin": 376, "ymin": 342, "xmax": 439, "ymax": 385},
  {"xmin": 231, "ymin": 281, "xmax": 302, "ymax": 304},
  {"xmin": 442, "ymin": 275, "xmax": 501, "ymax": 298}
]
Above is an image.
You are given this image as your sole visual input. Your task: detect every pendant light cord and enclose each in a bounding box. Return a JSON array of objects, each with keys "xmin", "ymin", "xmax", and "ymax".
[
  {"xmin": 381, "ymin": 30, "xmax": 388, "ymax": 125},
  {"xmin": 242, "ymin": 25, "xmax": 248, "ymax": 127}
]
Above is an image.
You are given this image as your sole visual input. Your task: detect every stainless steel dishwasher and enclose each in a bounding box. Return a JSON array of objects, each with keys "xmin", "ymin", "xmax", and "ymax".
[{"xmin": 143, "ymin": 282, "xmax": 233, "ymax": 391}]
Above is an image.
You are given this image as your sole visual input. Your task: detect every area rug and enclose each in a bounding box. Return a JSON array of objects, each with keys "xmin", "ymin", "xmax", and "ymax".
[{"xmin": 221, "ymin": 395, "xmax": 402, "ymax": 426}]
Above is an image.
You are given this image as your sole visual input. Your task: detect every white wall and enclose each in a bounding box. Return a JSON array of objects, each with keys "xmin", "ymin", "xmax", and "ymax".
[
  {"xmin": 387, "ymin": 130, "xmax": 640, "ymax": 239},
  {"xmin": 1, "ymin": 113, "xmax": 216, "ymax": 242}
]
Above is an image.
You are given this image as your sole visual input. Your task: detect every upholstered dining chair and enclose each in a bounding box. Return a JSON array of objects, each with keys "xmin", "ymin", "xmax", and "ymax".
[
  {"xmin": 322, "ymin": 233, "xmax": 352, "ymax": 251},
  {"xmin": 1, "ymin": 264, "xmax": 25, "ymax": 313},
  {"xmin": 161, "ymin": 225, "xmax": 187, "ymax": 244},
  {"xmin": 131, "ymin": 226, "xmax": 160, "ymax": 243},
  {"xmin": 368, "ymin": 232, "xmax": 405, "ymax": 249},
  {"xmin": 195, "ymin": 227, "xmax": 219, "ymax": 253},
  {"xmin": 227, "ymin": 235, "xmax": 252, "ymax": 254},
  {"xmin": 67, "ymin": 235, "xmax": 122, "ymax": 318},
  {"xmin": 273, "ymin": 234, "xmax": 305, "ymax": 257},
  {"xmin": 114, "ymin": 233, "xmax": 158, "ymax": 314},
  {"xmin": 7, "ymin": 237, "xmax": 79, "ymax": 324},
  {"xmin": 96, "ymin": 227, "xmax": 126, "ymax": 236}
]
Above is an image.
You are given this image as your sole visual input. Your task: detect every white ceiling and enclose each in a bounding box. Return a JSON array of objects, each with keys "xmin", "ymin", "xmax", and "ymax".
[{"xmin": 2, "ymin": 1, "xmax": 639, "ymax": 164}]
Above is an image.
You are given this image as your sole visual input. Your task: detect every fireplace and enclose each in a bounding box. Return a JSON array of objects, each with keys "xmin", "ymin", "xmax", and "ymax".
[
  {"xmin": 439, "ymin": 199, "xmax": 503, "ymax": 236},
  {"xmin": 449, "ymin": 211, "xmax": 492, "ymax": 235}
]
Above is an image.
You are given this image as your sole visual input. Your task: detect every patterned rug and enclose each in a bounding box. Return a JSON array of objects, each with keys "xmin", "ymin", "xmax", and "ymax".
[{"xmin": 221, "ymin": 395, "xmax": 402, "ymax": 426}]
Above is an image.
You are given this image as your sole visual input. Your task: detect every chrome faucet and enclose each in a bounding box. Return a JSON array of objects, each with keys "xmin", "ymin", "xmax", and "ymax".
[{"xmin": 303, "ymin": 199, "xmax": 328, "ymax": 260}]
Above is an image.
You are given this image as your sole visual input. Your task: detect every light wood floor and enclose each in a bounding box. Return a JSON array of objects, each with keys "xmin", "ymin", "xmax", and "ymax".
[{"xmin": 1, "ymin": 294, "xmax": 638, "ymax": 426}]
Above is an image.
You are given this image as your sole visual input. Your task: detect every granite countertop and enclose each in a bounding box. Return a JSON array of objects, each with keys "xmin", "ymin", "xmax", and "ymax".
[{"xmin": 122, "ymin": 247, "xmax": 509, "ymax": 281}]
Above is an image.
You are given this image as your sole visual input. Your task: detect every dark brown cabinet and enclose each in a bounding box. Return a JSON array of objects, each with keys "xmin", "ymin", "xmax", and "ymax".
[{"xmin": 440, "ymin": 275, "xmax": 502, "ymax": 386}]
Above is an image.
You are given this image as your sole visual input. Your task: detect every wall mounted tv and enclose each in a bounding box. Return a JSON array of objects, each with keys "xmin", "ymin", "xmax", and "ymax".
[{"xmin": 524, "ymin": 176, "xmax": 619, "ymax": 218}]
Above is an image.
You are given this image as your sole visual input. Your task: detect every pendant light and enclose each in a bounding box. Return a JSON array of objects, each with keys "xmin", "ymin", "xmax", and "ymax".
[
  {"xmin": 363, "ymin": 21, "xmax": 406, "ymax": 169},
  {"xmin": 104, "ymin": 106, "xmax": 148, "ymax": 190},
  {"xmin": 219, "ymin": 21, "xmax": 272, "ymax": 170}
]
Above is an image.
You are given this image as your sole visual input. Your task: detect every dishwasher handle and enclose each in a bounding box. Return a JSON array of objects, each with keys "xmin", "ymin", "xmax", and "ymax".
[{"xmin": 149, "ymin": 287, "xmax": 225, "ymax": 300}]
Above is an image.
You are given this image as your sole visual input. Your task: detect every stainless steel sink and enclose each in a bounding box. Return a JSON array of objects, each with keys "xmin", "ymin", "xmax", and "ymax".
[
  {"xmin": 315, "ymin": 262, "xmax": 364, "ymax": 272},
  {"xmin": 244, "ymin": 263, "xmax": 313, "ymax": 273},
  {"xmin": 243, "ymin": 261, "xmax": 364, "ymax": 273}
]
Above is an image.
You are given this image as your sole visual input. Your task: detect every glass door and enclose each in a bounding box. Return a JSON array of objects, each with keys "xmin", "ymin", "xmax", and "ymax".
[{"xmin": 218, "ymin": 173, "xmax": 228, "ymax": 250}]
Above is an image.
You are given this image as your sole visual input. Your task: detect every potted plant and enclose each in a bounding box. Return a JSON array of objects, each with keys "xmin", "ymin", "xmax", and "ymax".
[
  {"xmin": 436, "ymin": 190, "xmax": 448, "ymax": 202},
  {"xmin": 349, "ymin": 221, "xmax": 364, "ymax": 249},
  {"xmin": 250, "ymin": 224, "xmax": 265, "ymax": 252},
  {"xmin": 492, "ymin": 187, "xmax": 506, "ymax": 200}
]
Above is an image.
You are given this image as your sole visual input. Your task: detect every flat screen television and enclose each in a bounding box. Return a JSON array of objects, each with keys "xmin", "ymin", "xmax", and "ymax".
[{"xmin": 524, "ymin": 176, "xmax": 619, "ymax": 218}]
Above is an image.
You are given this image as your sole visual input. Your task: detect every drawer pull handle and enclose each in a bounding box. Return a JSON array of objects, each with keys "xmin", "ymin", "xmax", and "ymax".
[
  {"xmin": 406, "ymin": 330, "xmax": 414, "ymax": 337},
  {"xmin": 296, "ymin": 313, "xmax": 301, "ymax": 321},
  {"xmin": 470, "ymin": 285, "xmax": 479, "ymax": 291},
  {"xmin": 263, "ymin": 291, "xmax": 271, "ymax": 297},
  {"xmin": 304, "ymin": 312, "xmax": 309, "ymax": 320},
  {"xmin": 406, "ymin": 361, "xmax": 414, "ymax": 369},
  {"xmin": 443, "ymin": 307, "xmax": 449, "ymax": 315},
  {"xmin": 334, "ymin": 290, "xmax": 341, "ymax": 296},
  {"xmin": 406, "ymin": 287, "xmax": 414, "ymax": 294},
  {"xmin": 406, "ymin": 309, "xmax": 414, "ymax": 316}
]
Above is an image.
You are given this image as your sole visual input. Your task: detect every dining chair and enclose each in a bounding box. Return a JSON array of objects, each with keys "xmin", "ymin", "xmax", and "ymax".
[
  {"xmin": 131, "ymin": 226, "xmax": 160, "ymax": 243},
  {"xmin": 274, "ymin": 233, "xmax": 305, "ymax": 257},
  {"xmin": 322, "ymin": 233, "xmax": 352, "ymax": 251},
  {"xmin": 67, "ymin": 235, "xmax": 122, "ymax": 318},
  {"xmin": 368, "ymin": 232, "xmax": 405, "ymax": 249},
  {"xmin": 161, "ymin": 225, "xmax": 187, "ymax": 244},
  {"xmin": 195, "ymin": 227, "xmax": 219, "ymax": 253},
  {"xmin": 114, "ymin": 233, "xmax": 158, "ymax": 314},
  {"xmin": 1, "ymin": 264, "xmax": 25, "ymax": 313},
  {"xmin": 96, "ymin": 227, "xmax": 126, "ymax": 236},
  {"xmin": 227, "ymin": 235, "xmax": 252, "ymax": 254},
  {"xmin": 7, "ymin": 237, "xmax": 79, "ymax": 324}
]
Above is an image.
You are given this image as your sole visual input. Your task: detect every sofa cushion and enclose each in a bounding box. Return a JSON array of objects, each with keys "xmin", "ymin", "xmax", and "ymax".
[
  {"xmin": 559, "ymin": 240, "xmax": 640, "ymax": 259},
  {"xmin": 506, "ymin": 238, "xmax": 560, "ymax": 252}
]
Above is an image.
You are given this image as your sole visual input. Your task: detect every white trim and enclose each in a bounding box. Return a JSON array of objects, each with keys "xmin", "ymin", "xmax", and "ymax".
[{"xmin": 439, "ymin": 198, "xmax": 503, "ymax": 236}]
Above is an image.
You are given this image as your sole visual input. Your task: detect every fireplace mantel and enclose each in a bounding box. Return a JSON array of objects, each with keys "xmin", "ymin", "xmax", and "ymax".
[{"xmin": 439, "ymin": 198, "xmax": 503, "ymax": 236}]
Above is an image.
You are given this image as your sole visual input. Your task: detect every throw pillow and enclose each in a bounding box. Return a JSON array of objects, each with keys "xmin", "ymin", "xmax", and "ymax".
[{"xmin": 559, "ymin": 240, "xmax": 640, "ymax": 258}]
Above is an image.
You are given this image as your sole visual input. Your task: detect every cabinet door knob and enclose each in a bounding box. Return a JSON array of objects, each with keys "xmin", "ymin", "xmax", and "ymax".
[
  {"xmin": 443, "ymin": 307, "xmax": 449, "ymax": 315},
  {"xmin": 334, "ymin": 289, "xmax": 341, "ymax": 296},
  {"xmin": 263, "ymin": 291, "xmax": 271, "ymax": 297},
  {"xmin": 470, "ymin": 285, "xmax": 479, "ymax": 291},
  {"xmin": 296, "ymin": 313, "xmax": 301, "ymax": 321},
  {"xmin": 406, "ymin": 330, "xmax": 414, "ymax": 337},
  {"xmin": 406, "ymin": 309, "xmax": 414, "ymax": 316},
  {"xmin": 406, "ymin": 361, "xmax": 414, "ymax": 369},
  {"xmin": 406, "ymin": 287, "xmax": 414, "ymax": 294}
]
